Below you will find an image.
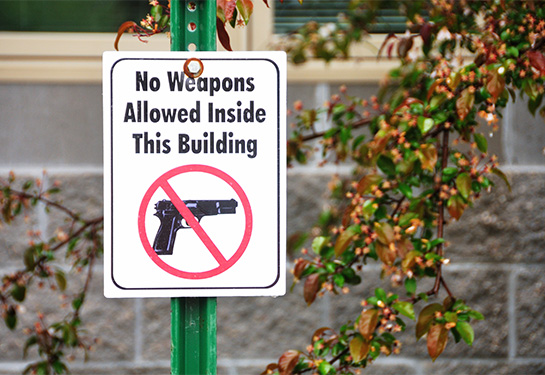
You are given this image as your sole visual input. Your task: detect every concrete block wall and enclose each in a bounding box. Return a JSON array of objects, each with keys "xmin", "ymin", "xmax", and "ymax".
[{"xmin": 1, "ymin": 83, "xmax": 545, "ymax": 374}]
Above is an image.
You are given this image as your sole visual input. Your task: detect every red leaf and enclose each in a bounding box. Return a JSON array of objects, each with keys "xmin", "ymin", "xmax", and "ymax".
[
  {"xmin": 304, "ymin": 273, "xmax": 320, "ymax": 306},
  {"xmin": 358, "ymin": 309, "xmax": 379, "ymax": 340},
  {"xmin": 311, "ymin": 327, "xmax": 332, "ymax": 342},
  {"xmin": 447, "ymin": 195, "xmax": 466, "ymax": 220},
  {"xmin": 393, "ymin": 97, "xmax": 424, "ymax": 115},
  {"xmin": 278, "ymin": 350, "xmax": 300, "ymax": 375},
  {"xmin": 378, "ymin": 32, "xmax": 397, "ymax": 59},
  {"xmin": 416, "ymin": 303, "xmax": 443, "ymax": 340},
  {"xmin": 456, "ymin": 88, "xmax": 475, "ymax": 121},
  {"xmin": 420, "ymin": 22, "xmax": 433, "ymax": 45},
  {"xmin": 216, "ymin": 17, "xmax": 233, "ymax": 51},
  {"xmin": 374, "ymin": 222, "xmax": 395, "ymax": 245},
  {"xmin": 427, "ymin": 323, "xmax": 448, "ymax": 361},
  {"xmin": 237, "ymin": 0, "xmax": 254, "ymax": 24},
  {"xmin": 217, "ymin": 0, "xmax": 237, "ymax": 23},
  {"xmin": 114, "ymin": 21, "xmax": 137, "ymax": 51},
  {"xmin": 260, "ymin": 363, "xmax": 278, "ymax": 375},
  {"xmin": 262, "ymin": 0, "xmax": 270, "ymax": 7},
  {"xmin": 334, "ymin": 226, "xmax": 358, "ymax": 257},
  {"xmin": 349, "ymin": 336, "xmax": 370, "ymax": 362},
  {"xmin": 486, "ymin": 70, "xmax": 505, "ymax": 103},
  {"xmin": 397, "ymin": 36, "xmax": 414, "ymax": 59},
  {"xmin": 376, "ymin": 242, "xmax": 396, "ymax": 266},
  {"xmin": 293, "ymin": 259, "xmax": 309, "ymax": 280},
  {"xmin": 527, "ymin": 50, "xmax": 545, "ymax": 74},
  {"xmin": 357, "ymin": 174, "xmax": 382, "ymax": 195}
]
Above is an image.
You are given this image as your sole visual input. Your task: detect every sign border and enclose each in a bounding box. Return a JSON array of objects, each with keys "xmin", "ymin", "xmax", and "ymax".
[{"xmin": 108, "ymin": 56, "xmax": 282, "ymax": 291}]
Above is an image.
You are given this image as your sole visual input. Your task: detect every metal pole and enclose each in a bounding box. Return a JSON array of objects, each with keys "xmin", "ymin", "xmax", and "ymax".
[{"xmin": 170, "ymin": 1, "xmax": 217, "ymax": 374}]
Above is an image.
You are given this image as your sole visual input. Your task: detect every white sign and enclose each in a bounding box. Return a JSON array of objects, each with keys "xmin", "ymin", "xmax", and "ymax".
[{"xmin": 103, "ymin": 51, "xmax": 286, "ymax": 298}]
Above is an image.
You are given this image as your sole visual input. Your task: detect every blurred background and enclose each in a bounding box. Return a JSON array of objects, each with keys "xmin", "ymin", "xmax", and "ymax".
[{"xmin": 1, "ymin": 1, "xmax": 545, "ymax": 374}]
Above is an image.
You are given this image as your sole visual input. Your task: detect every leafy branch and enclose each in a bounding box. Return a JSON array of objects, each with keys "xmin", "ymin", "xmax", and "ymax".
[
  {"xmin": 268, "ymin": 0, "xmax": 545, "ymax": 373},
  {"xmin": 0, "ymin": 172, "xmax": 104, "ymax": 374}
]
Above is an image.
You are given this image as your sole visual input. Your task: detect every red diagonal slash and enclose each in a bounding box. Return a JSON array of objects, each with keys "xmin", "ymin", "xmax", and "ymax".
[{"xmin": 160, "ymin": 180, "xmax": 228, "ymax": 266}]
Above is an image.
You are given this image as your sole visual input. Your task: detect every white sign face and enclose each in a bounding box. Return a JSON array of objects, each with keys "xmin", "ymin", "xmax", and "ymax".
[{"xmin": 103, "ymin": 51, "xmax": 286, "ymax": 298}]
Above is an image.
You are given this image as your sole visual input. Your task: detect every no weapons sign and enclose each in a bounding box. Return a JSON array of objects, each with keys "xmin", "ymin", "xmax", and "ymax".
[{"xmin": 103, "ymin": 51, "xmax": 286, "ymax": 298}]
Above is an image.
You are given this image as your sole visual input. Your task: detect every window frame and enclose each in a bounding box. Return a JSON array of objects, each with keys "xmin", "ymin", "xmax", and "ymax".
[{"xmin": 0, "ymin": 2, "xmax": 395, "ymax": 84}]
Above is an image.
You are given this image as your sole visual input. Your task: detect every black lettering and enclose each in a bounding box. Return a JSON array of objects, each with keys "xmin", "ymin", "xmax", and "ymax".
[
  {"xmin": 149, "ymin": 77, "xmax": 160, "ymax": 91},
  {"xmin": 132, "ymin": 133, "xmax": 143, "ymax": 153},
  {"xmin": 162, "ymin": 139, "xmax": 171, "ymax": 154},
  {"xmin": 222, "ymin": 78, "xmax": 233, "ymax": 92},
  {"xmin": 161, "ymin": 108, "xmax": 176, "ymax": 122},
  {"xmin": 167, "ymin": 71, "xmax": 185, "ymax": 91},
  {"xmin": 190, "ymin": 101, "xmax": 200, "ymax": 122},
  {"xmin": 256, "ymin": 108, "xmax": 266, "ymax": 122},
  {"xmin": 178, "ymin": 108, "xmax": 188, "ymax": 122},
  {"xmin": 124, "ymin": 103, "xmax": 136, "ymax": 122},
  {"xmin": 243, "ymin": 101, "xmax": 254, "ymax": 122},
  {"xmin": 246, "ymin": 77, "xmax": 255, "ymax": 92},
  {"xmin": 247, "ymin": 139, "xmax": 257, "ymax": 158},
  {"xmin": 210, "ymin": 78, "xmax": 221, "ymax": 96},
  {"xmin": 234, "ymin": 77, "xmax": 244, "ymax": 91},
  {"xmin": 178, "ymin": 134, "xmax": 189, "ymax": 153},
  {"xmin": 185, "ymin": 77, "xmax": 195, "ymax": 92},
  {"xmin": 150, "ymin": 108, "xmax": 161, "ymax": 123},
  {"xmin": 197, "ymin": 77, "xmax": 208, "ymax": 91},
  {"xmin": 136, "ymin": 71, "xmax": 147, "ymax": 91}
]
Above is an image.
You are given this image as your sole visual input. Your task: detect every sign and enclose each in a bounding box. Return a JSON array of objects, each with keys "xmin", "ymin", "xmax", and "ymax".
[{"xmin": 103, "ymin": 51, "xmax": 286, "ymax": 297}]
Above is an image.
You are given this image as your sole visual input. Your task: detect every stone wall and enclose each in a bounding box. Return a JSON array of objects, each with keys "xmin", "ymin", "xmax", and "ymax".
[{"xmin": 1, "ymin": 83, "xmax": 545, "ymax": 375}]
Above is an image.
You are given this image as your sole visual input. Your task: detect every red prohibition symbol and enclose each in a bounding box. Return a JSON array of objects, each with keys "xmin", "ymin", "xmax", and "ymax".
[{"xmin": 138, "ymin": 164, "xmax": 253, "ymax": 279}]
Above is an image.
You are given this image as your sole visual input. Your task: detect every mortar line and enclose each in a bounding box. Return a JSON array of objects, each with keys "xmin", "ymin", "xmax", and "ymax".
[
  {"xmin": 508, "ymin": 269, "xmax": 518, "ymax": 360},
  {"xmin": 133, "ymin": 298, "xmax": 144, "ymax": 362}
]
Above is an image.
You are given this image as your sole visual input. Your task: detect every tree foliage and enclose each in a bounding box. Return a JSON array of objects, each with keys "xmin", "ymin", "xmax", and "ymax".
[
  {"xmin": 268, "ymin": 0, "xmax": 545, "ymax": 373},
  {"xmin": 2, "ymin": 0, "xmax": 545, "ymax": 374}
]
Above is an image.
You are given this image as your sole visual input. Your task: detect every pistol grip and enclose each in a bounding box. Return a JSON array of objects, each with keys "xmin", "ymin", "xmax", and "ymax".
[{"xmin": 153, "ymin": 217, "xmax": 178, "ymax": 255}]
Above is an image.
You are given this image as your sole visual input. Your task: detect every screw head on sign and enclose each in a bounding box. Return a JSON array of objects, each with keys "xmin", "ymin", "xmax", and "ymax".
[{"xmin": 183, "ymin": 58, "xmax": 204, "ymax": 78}]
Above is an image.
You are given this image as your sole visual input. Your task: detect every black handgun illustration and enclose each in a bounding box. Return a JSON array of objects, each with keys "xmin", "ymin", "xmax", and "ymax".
[{"xmin": 152, "ymin": 199, "xmax": 238, "ymax": 255}]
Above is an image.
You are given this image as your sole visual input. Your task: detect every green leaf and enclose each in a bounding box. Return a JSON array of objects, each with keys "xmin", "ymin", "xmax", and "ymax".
[
  {"xmin": 473, "ymin": 133, "xmax": 488, "ymax": 153},
  {"xmin": 468, "ymin": 310, "xmax": 485, "ymax": 320},
  {"xmin": 456, "ymin": 321, "xmax": 474, "ymax": 346},
  {"xmin": 55, "ymin": 270, "xmax": 67, "ymax": 291},
  {"xmin": 23, "ymin": 336, "xmax": 38, "ymax": 358},
  {"xmin": 405, "ymin": 277, "xmax": 417, "ymax": 295},
  {"xmin": 418, "ymin": 116, "xmax": 435, "ymax": 134},
  {"xmin": 377, "ymin": 154, "xmax": 396, "ymax": 177},
  {"xmin": 150, "ymin": 4, "xmax": 163, "ymax": 20},
  {"xmin": 5, "ymin": 306, "xmax": 17, "ymax": 330},
  {"xmin": 399, "ymin": 212, "xmax": 418, "ymax": 227},
  {"xmin": 333, "ymin": 273, "xmax": 345, "ymax": 288},
  {"xmin": 375, "ymin": 288, "xmax": 387, "ymax": 302},
  {"xmin": 491, "ymin": 167, "xmax": 511, "ymax": 192},
  {"xmin": 456, "ymin": 173, "xmax": 472, "ymax": 200},
  {"xmin": 398, "ymin": 183, "xmax": 413, "ymax": 199},
  {"xmin": 318, "ymin": 360, "xmax": 335, "ymax": 375},
  {"xmin": 393, "ymin": 301, "xmax": 415, "ymax": 320},
  {"xmin": 11, "ymin": 284, "xmax": 26, "ymax": 302},
  {"xmin": 444, "ymin": 311, "xmax": 458, "ymax": 323},
  {"xmin": 312, "ymin": 236, "xmax": 328, "ymax": 254}
]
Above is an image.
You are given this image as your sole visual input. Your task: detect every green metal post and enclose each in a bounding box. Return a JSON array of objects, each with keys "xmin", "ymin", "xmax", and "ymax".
[{"xmin": 169, "ymin": 1, "xmax": 217, "ymax": 375}]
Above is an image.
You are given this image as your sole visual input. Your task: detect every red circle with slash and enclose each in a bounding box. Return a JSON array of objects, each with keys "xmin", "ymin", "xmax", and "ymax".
[{"xmin": 138, "ymin": 164, "xmax": 252, "ymax": 279}]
